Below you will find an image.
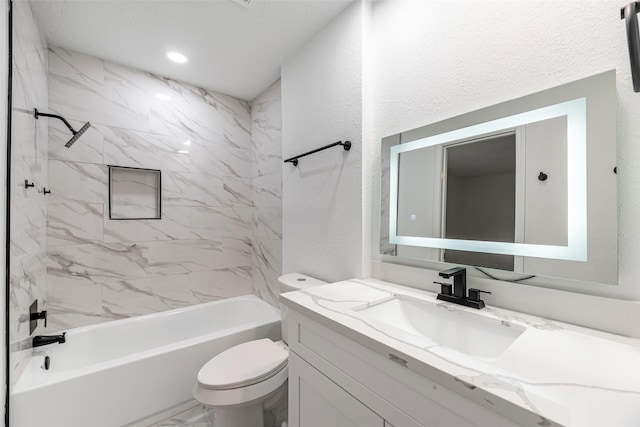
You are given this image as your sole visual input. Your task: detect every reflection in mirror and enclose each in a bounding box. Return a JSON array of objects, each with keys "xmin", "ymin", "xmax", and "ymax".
[
  {"xmin": 443, "ymin": 133, "xmax": 517, "ymax": 270},
  {"xmin": 380, "ymin": 70, "xmax": 617, "ymax": 285}
]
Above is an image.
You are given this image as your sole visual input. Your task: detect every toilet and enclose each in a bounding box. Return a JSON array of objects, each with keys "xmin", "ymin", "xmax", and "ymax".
[{"xmin": 193, "ymin": 273, "xmax": 328, "ymax": 427}]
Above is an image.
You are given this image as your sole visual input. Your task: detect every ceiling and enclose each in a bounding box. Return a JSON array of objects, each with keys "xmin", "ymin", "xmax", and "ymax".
[{"xmin": 29, "ymin": 0, "xmax": 353, "ymax": 100}]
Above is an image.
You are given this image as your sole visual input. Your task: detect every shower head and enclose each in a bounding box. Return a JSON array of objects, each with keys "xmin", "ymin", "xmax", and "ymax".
[
  {"xmin": 33, "ymin": 108, "xmax": 91, "ymax": 148},
  {"xmin": 65, "ymin": 122, "xmax": 91, "ymax": 148}
]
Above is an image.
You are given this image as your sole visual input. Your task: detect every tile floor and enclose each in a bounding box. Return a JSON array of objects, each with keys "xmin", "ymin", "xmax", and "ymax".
[
  {"xmin": 151, "ymin": 402, "xmax": 288, "ymax": 427},
  {"xmin": 150, "ymin": 405, "xmax": 214, "ymax": 427}
]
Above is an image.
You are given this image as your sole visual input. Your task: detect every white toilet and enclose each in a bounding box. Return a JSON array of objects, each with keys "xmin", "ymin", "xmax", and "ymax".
[{"xmin": 193, "ymin": 273, "xmax": 327, "ymax": 427}]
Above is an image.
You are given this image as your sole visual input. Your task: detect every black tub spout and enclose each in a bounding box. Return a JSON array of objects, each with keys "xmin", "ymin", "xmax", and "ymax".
[{"xmin": 33, "ymin": 332, "xmax": 66, "ymax": 348}]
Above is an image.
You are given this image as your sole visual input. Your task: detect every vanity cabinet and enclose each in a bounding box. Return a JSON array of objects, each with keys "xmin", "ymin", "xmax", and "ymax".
[
  {"xmin": 287, "ymin": 309, "xmax": 523, "ymax": 427},
  {"xmin": 289, "ymin": 353, "xmax": 384, "ymax": 426}
]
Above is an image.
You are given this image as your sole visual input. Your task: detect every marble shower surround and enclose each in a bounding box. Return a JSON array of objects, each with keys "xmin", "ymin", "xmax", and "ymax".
[
  {"xmin": 250, "ymin": 80, "xmax": 283, "ymax": 306},
  {"xmin": 10, "ymin": 1, "xmax": 49, "ymax": 387},
  {"xmin": 45, "ymin": 46, "xmax": 256, "ymax": 330}
]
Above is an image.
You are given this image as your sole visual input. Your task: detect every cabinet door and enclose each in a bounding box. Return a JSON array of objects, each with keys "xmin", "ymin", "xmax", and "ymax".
[{"xmin": 289, "ymin": 353, "xmax": 385, "ymax": 427}]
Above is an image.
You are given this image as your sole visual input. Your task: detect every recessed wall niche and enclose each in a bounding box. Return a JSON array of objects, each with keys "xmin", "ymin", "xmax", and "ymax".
[{"xmin": 109, "ymin": 166, "xmax": 162, "ymax": 220}]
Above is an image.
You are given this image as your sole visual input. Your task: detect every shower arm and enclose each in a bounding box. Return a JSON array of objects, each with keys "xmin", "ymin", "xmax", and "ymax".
[{"xmin": 34, "ymin": 108, "xmax": 80, "ymax": 135}]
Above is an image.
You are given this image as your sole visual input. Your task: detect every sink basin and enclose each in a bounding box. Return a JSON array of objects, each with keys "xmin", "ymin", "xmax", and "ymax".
[{"xmin": 354, "ymin": 296, "xmax": 525, "ymax": 361}]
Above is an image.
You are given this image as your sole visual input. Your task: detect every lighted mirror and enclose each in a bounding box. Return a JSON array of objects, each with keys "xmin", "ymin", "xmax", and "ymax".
[{"xmin": 380, "ymin": 70, "xmax": 617, "ymax": 285}]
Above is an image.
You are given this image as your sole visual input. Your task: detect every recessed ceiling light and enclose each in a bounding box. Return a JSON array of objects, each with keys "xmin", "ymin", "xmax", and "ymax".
[
  {"xmin": 183, "ymin": 140, "xmax": 191, "ymax": 146},
  {"xmin": 155, "ymin": 93, "xmax": 171, "ymax": 101},
  {"xmin": 178, "ymin": 150, "xmax": 189, "ymax": 154},
  {"xmin": 166, "ymin": 51, "xmax": 188, "ymax": 64}
]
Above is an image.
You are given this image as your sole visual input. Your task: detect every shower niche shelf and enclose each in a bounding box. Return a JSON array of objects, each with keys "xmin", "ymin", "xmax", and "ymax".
[{"xmin": 108, "ymin": 166, "xmax": 161, "ymax": 220}]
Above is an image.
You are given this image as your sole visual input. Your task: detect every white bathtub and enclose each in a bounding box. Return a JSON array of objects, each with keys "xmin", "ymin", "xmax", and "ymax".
[{"xmin": 11, "ymin": 295, "xmax": 281, "ymax": 427}]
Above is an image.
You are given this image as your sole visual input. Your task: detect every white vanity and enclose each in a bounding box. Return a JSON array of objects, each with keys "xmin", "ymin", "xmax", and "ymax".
[{"xmin": 281, "ymin": 279, "xmax": 640, "ymax": 427}]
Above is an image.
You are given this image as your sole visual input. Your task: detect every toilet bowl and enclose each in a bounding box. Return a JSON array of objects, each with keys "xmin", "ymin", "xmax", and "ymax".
[{"xmin": 193, "ymin": 273, "xmax": 328, "ymax": 427}]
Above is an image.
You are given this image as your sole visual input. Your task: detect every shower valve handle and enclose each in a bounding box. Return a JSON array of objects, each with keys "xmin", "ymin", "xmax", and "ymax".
[{"xmin": 31, "ymin": 310, "xmax": 47, "ymax": 328}]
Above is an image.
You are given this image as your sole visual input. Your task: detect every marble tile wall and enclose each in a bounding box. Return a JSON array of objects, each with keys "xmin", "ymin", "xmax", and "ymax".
[
  {"xmin": 250, "ymin": 80, "xmax": 282, "ymax": 306},
  {"xmin": 9, "ymin": 1, "xmax": 49, "ymax": 386},
  {"xmin": 45, "ymin": 46, "xmax": 254, "ymax": 331}
]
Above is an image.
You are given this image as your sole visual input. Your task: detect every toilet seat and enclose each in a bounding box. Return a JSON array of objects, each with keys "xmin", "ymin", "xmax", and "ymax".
[
  {"xmin": 193, "ymin": 339, "xmax": 289, "ymax": 407},
  {"xmin": 197, "ymin": 338, "xmax": 288, "ymax": 390},
  {"xmin": 194, "ymin": 364, "xmax": 288, "ymax": 407}
]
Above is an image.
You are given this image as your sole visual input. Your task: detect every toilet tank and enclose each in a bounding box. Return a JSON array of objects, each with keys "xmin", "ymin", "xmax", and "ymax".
[{"xmin": 278, "ymin": 273, "xmax": 328, "ymax": 344}]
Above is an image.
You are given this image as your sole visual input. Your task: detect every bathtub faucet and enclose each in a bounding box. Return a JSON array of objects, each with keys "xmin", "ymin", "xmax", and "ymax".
[{"xmin": 33, "ymin": 332, "xmax": 66, "ymax": 348}]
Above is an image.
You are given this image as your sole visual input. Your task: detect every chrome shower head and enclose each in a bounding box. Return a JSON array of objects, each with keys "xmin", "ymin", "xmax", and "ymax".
[{"xmin": 65, "ymin": 122, "xmax": 91, "ymax": 148}]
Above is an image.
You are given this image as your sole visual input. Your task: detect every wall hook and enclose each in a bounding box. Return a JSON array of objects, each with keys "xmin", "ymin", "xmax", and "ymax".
[
  {"xmin": 538, "ymin": 172, "xmax": 548, "ymax": 181},
  {"xmin": 43, "ymin": 188, "xmax": 51, "ymax": 195},
  {"xmin": 24, "ymin": 179, "xmax": 35, "ymax": 188}
]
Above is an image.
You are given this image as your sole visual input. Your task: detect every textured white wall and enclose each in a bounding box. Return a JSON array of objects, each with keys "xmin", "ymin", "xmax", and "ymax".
[
  {"xmin": 282, "ymin": 2, "xmax": 366, "ymax": 282},
  {"xmin": 369, "ymin": 0, "xmax": 640, "ymax": 335}
]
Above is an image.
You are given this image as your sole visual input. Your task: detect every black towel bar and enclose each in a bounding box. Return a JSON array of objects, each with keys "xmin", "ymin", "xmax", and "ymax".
[{"xmin": 284, "ymin": 140, "xmax": 351, "ymax": 166}]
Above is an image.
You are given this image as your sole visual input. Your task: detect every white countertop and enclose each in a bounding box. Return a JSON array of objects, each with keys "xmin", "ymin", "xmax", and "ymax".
[{"xmin": 280, "ymin": 278, "xmax": 640, "ymax": 427}]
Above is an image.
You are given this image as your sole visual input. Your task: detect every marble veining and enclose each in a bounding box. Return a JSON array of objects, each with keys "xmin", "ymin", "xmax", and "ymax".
[
  {"xmin": 10, "ymin": 196, "xmax": 46, "ymax": 258},
  {"xmin": 48, "ymin": 159, "xmax": 108, "ymax": 203},
  {"xmin": 44, "ymin": 46, "xmax": 256, "ymax": 331},
  {"xmin": 49, "ymin": 72, "xmax": 151, "ymax": 132},
  {"xmin": 47, "ymin": 198, "xmax": 104, "ymax": 246},
  {"xmin": 250, "ymin": 80, "xmax": 282, "ymax": 306},
  {"xmin": 162, "ymin": 172, "xmax": 252, "ymax": 207},
  {"xmin": 189, "ymin": 137, "xmax": 251, "ymax": 178},
  {"xmin": 102, "ymin": 125, "xmax": 191, "ymax": 173},
  {"xmin": 281, "ymin": 278, "xmax": 640, "ymax": 427},
  {"xmin": 252, "ymin": 172, "xmax": 282, "ymax": 208},
  {"xmin": 150, "ymin": 405, "xmax": 214, "ymax": 427},
  {"xmin": 103, "ymin": 205, "xmax": 191, "ymax": 243}
]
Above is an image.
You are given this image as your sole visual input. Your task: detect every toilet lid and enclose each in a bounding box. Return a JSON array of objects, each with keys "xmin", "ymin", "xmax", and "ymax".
[{"xmin": 197, "ymin": 338, "xmax": 288, "ymax": 390}]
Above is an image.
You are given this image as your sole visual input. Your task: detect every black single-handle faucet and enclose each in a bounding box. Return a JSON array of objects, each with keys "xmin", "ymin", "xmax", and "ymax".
[
  {"xmin": 33, "ymin": 332, "xmax": 66, "ymax": 348},
  {"xmin": 435, "ymin": 267, "xmax": 491, "ymax": 309},
  {"xmin": 438, "ymin": 266, "xmax": 467, "ymax": 298}
]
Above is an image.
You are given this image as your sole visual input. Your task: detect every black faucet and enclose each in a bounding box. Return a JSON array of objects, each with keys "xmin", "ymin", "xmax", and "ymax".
[
  {"xmin": 435, "ymin": 267, "xmax": 491, "ymax": 309},
  {"xmin": 33, "ymin": 332, "xmax": 66, "ymax": 348}
]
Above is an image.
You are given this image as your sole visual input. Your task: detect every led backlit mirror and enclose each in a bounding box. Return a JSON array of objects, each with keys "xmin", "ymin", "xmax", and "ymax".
[{"xmin": 380, "ymin": 70, "xmax": 617, "ymax": 285}]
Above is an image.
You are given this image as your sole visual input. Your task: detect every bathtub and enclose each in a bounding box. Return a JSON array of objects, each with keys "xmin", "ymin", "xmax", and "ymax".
[{"xmin": 11, "ymin": 295, "xmax": 281, "ymax": 427}]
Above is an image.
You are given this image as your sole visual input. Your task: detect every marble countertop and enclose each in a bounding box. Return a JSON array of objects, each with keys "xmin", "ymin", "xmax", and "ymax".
[{"xmin": 280, "ymin": 278, "xmax": 640, "ymax": 427}]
